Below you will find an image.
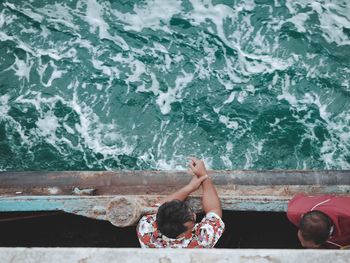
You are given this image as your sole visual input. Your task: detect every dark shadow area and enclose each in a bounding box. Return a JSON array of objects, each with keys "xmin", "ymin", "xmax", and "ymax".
[
  {"xmin": 0, "ymin": 210, "xmax": 301, "ymax": 248},
  {"xmin": 216, "ymin": 211, "xmax": 301, "ymax": 248}
]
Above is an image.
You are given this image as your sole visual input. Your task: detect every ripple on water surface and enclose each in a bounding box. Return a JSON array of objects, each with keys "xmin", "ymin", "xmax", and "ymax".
[{"xmin": 0, "ymin": 0, "xmax": 349, "ymax": 170}]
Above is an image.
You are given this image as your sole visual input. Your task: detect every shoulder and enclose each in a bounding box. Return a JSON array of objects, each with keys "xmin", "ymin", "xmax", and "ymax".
[
  {"xmin": 288, "ymin": 194, "xmax": 333, "ymax": 210},
  {"xmin": 287, "ymin": 194, "xmax": 305, "ymax": 226},
  {"xmin": 136, "ymin": 213, "xmax": 160, "ymax": 247},
  {"xmin": 189, "ymin": 212, "xmax": 225, "ymax": 248},
  {"xmin": 202, "ymin": 212, "xmax": 225, "ymax": 228},
  {"xmin": 288, "ymin": 193, "xmax": 307, "ymax": 206},
  {"xmin": 287, "ymin": 194, "xmax": 333, "ymax": 225},
  {"xmin": 137, "ymin": 214, "xmax": 157, "ymax": 236}
]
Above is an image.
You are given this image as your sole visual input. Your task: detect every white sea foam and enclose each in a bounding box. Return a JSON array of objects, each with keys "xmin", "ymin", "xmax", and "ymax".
[
  {"xmin": 63, "ymin": 123, "xmax": 75, "ymax": 134},
  {"xmin": 286, "ymin": 0, "xmax": 350, "ymax": 46},
  {"xmin": 185, "ymin": 0, "xmax": 295, "ymax": 81},
  {"xmin": 112, "ymin": 0, "xmax": 182, "ymax": 33},
  {"xmin": 221, "ymin": 142, "xmax": 234, "ymax": 168},
  {"xmin": 1, "ymin": 0, "xmax": 349, "ymax": 170},
  {"xmin": 0, "ymin": 10, "xmax": 5, "ymax": 28},
  {"xmin": 277, "ymin": 74, "xmax": 298, "ymax": 106},
  {"xmin": 156, "ymin": 72, "xmax": 194, "ymax": 115},
  {"xmin": 244, "ymin": 140, "xmax": 265, "ymax": 169},
  {"xmin": 126, "ymin": 59, "xmax": 146, "ymax": 83},
  {"xmin": 37, "ymin": 60, "xmax": 67, "ymax": 88},
  {"xmin": 36, "ymin": 111, "xmax": 59, "ymax": 137},
  {"xmin": 0, "ymin": 94, "xmax": 34, "ymax": 148},
  {"xmin": 226, "ymin": 142, "xmax": 233, "ymax": 152},
  {"xmin": 312, "ymin": 2, "xmax": 350, "ymax": 46},
  {"xmin": 4, "ymin": 2, "xmax": 43, "ymax": 23},
  {"xmin": 70, "ymin": 91, "xmax": 135, "ymax": 162},
  {"xmin": 12, "ymin": 91, "xmax": 136, "ymax": 169},
  {"xmin": 0, "ymin": 95, "xmax": 10, "ymax": 118},
  {"xmin": 221, "ymin": 155, "xmax": 233, "ymax": 168},
  {"xmin": 276, "ymin": 72, "xmax": 350, "ymax": 169},
  {"xmin": 154, "ymin": 158, "xmax": 187, "ymax": 170},
  {"xmin": 91, "ymin": 58, "xmax": 112, "ymax": 77},
  {"xmin": 0, "ymin": 29, "xmax": 74, "ymax": 62},
  {"xmin": 83, "ymin": 0, "xmax": 129, "ymax": 50},
  {"xmin": 286, "ymin": 12, "xmax": 310, "ymax": 33},
  {"xmin": 9, "ymin": 55, "xmax": 33, "ymax": 82},
  {"xmin": 36, "ymin": 3, "xmax": 80, "ymax": 32},
  {"xmin": 194, "ymin": 36, "xmax": 218, "ymax": 80},
  {"xmin": 223, "ymin": 92, "xmax": 236, "ymax": 104},
  {"xmin": 219, "ymin": 115, "xmax": 239, "ymax": 130},
  {"xmin": 237, "ymin": 91, "xmax": 248, "ymax": 104}
]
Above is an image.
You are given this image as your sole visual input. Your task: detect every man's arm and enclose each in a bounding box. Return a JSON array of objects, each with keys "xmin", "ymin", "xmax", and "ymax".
[
  {"xmin": 157, "ymin": 172, "xmax": 208, "ymax": 205},
  {"xmin": 189, "ymin": 158, "xmax": 222, "ymax": 217}
]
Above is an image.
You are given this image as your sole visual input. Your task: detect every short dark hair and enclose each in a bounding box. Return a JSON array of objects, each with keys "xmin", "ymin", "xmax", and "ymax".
[
  {"xmin": 299, "ymin": 211, "xmax": 332, "ymax": 245},
  {"xmin": 156, "ymin": 200, "xmax": 194, "ymax": 239}
]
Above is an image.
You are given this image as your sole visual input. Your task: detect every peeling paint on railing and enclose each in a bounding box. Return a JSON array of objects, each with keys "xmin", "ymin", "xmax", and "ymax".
[{"xmin": 0, "ymin": 170, "xmax": 349, "ymax": 226}]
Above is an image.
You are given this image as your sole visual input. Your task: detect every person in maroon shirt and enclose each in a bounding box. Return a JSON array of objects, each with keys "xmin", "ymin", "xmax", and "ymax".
[{"xmin": 287, "ymin": 193, "xmax": 350, "ymax": 249}]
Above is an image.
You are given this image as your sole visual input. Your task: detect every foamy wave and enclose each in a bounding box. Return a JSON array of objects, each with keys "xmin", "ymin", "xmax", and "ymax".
[
  {"xmin": 277, "ymin": 73, "xmax": 350, "ymax": 169},
  {"xmin": 37, "ymin": 60, "xmax": 67, "ymax": 88},
  {"xmin": 244, "ymin": 140, "xmax": 265, "ymax": 169},
  {"xmin": 186, "ymin": 0, "xmax": 294, "ymax": 76},
  {"xmin": 112, "ymin": 0, "xmax": 182, "ymax": 32},
  {"xmin": 286, "ymin": 0, "xmax": 350, "ymax": 46},
  {"xmin": 0, "ymin": 95, "xmax": 10, "ymax": 118},
  {"xmin": 11, "ymin": 91, "xmax": 136, "ymax": 169},
  {"xmin": 1, "ymin": 0, "xmax": 349, "ymax": 170},
  {"xmin": 36, "ymin": 111, "xmax": 59, "ymax": 137},
  {"xmin": 83, "ymin": 0, "xmax": 129, "ymax": 50},
  {"xmin": 156, "ymin": 72, "xmax": 194, "ymax": 115}
]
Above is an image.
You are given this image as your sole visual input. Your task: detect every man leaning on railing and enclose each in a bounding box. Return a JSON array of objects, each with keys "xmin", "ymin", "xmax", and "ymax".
[{"xmin": 136, "ymin": 158, "xmax": 225, "ymax": 248}]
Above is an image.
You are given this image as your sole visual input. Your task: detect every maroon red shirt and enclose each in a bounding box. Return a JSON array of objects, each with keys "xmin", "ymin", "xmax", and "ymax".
[{"xmin": 287, "ymin": 193, "xmax": 350, "ymax": 249}]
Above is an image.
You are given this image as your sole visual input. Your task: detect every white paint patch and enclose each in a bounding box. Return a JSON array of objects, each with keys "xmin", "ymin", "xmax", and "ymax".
[{"xmin": 47, "ymin": 187, "xmax": 60, "ymax": 195}]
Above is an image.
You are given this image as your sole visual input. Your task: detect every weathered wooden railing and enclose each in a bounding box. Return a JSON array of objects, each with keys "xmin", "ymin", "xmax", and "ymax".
[{"xmin": 0, "ymin": 170, "xmax": 349, "ymax": 226}]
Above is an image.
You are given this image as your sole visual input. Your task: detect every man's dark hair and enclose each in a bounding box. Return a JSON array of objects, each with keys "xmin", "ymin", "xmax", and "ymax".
[
  {"xmin": 156, "ymin": 200, "xmax": 194, "ymax": 239},
  {"xmin": 299, "ymin": 211, "xmax": 333, "ymax": 245}
]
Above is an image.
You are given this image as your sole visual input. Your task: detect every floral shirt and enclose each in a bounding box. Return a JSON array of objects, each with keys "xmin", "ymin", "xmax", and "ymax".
[{"xmin": 137, "ymin": 211, "xmax": 225, "ymax": 248}]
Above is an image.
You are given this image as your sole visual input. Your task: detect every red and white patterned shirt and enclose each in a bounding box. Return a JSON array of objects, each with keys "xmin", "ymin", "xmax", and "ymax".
[{"xmin": 137, "ymin": 211, "xmax": 225, "ymax": 248}]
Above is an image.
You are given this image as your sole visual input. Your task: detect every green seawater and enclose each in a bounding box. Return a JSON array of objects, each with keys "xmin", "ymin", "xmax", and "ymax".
[{"xmin": 0, "ymin": 0, "xmax": 349, "ymax": 171}]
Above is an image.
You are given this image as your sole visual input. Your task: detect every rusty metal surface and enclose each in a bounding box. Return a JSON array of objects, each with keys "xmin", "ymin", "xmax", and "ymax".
[
  {"xmin": 1, "ymin": 170, "xmax": 350, "ymax": 196},
  {"xmin": 0, "ymin": 195, "xmax": 289, "ymax": 226},
  {"xmin": 1, "ymin": 170, "xmax": 350, "ymax": 226}
]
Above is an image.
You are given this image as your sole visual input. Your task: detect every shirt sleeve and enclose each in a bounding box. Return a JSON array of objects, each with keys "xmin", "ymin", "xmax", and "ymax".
[
  {"xmin": 194, "ymin": 212, "xmax": 225, "ymax": 248},
  {"xmin": 136, "ymin": 214, "xmax": 157, "ymax": 248},
  {"xmin": 287, "ymin": 193, "xmax": 306, "ymax": 226},
  {"xmin": 287, "ymin": 193, "xmax": 333, "ymax": 227}
]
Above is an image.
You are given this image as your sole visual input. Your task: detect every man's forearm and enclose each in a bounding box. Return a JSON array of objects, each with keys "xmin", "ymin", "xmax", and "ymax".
[
  {"xmin": 188, "ymin": 158, "xmax": 222, "ymax": 217},
  {"xmin": 158, "ymin": 184, "xmax": 193, "ymax": 205},
  {"xmin": 202, "ymin": 177, "xmax": 222, "ymax": 217}
]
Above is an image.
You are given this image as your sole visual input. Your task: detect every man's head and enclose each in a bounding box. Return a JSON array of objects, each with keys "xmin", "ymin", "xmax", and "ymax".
[
  {"xmin": 156, "ymin": 200, "xmax": 196, "ymax": 239},
  {"xmin": 298, "ymin": 211, "xmax": 333, "ymax": 248}
]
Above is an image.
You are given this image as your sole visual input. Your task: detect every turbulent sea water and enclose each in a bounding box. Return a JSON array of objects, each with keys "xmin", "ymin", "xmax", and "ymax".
[{"xmin": 0, "ymin": 0, "xmax": 349, "ymax": 171}]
